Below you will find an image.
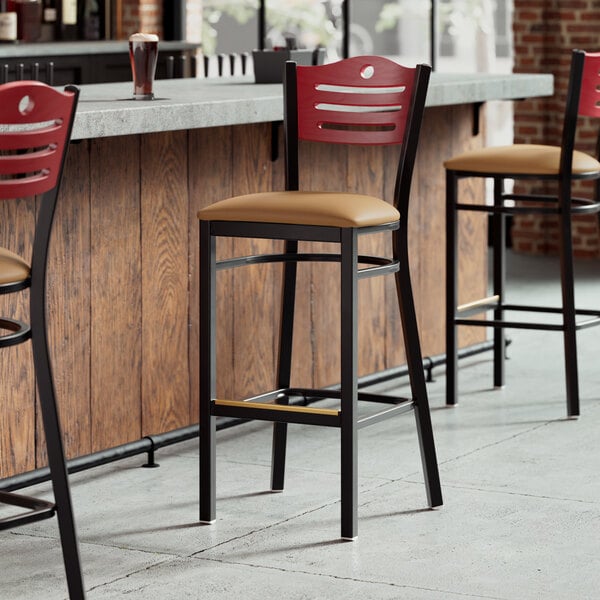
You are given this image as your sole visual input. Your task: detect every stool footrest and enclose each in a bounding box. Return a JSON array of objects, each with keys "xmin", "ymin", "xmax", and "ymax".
[
  {"xmin": 212, "ymin": 399, "xmax": 341, "ymax": 427},
  {"xmin": 0, "ymin": 490, "xmax": 56, "ymax": 530},
  {"xmin": 454, "ymin": 302, "xmax": 600, "ymax": 331},
  {"xmin": 212, "ymin": 386, "xmax": 415, "ymax": 429},
  {"xmin": 457, "ymin": 295, "xmax": 500, "ymax": 317},
  {"xmin": 358, "ymin": 400, "xmax": 414, "ymax": 428},
  {"xmin": 456, "ymin": 318, "xmax": 564, "ymax": 331},
  {"xmin": 286, "ymin": 387, "xmax": 411, "ymax": 405},
  {"xmin": 455, "ymin": 194, "xmax": 600, "ymax": 216}
]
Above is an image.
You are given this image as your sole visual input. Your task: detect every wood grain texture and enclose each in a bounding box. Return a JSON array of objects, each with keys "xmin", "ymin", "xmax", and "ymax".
[
  {"xmin": 348, "ymin": 144, "xmax": 388, "ymax": 378},
  {"xmin": 0, "ymin": 108, "xmax": 489, "ymax": 478},
  {"xmin": 188, "ymin": 126, "xmax": 235, "ymax": 420},
  {"xmin": 0, "ymin": 199, "xmax": 36, "ymax": 477},
  {"xmin": 89, "ymin": 135, "xmax": 142, "ymax": 451},
  {"xmin": 382, "ymin": 144, "xmax": 408, "ymax": 371},
  {"xmin": 231, "ymin": 124, "xmax": 282, "ymax": 400},
  {"xmin": 412, "ymin": 106, "xmax": 455, "ymax": 358},
  {"xmin": 42, "ymin": 140, "xmax": 92, "ymax": 463},
  {"xmin": 141, "ymin": 131, "xmax": 190, "ymax": 435},
  {"xmin": 449, "ymin": 105, "xmax": 489, "ymax": 349},
  {"xmin": 301, "ymin": 140, "xmax": 347, "ymax": 389}
]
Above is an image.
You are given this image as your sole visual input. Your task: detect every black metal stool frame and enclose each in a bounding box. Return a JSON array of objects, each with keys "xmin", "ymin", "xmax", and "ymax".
[
  {"xmin": 0, "ymin": 82, "xmax": 85, "ymax": 599},
  {"xmin": 199, "ymin": 58, "xmax": 442, "ymax": 540},
  {"xmin": 446, "ymin": 49, "xmax": 600, "ymax": 418}
]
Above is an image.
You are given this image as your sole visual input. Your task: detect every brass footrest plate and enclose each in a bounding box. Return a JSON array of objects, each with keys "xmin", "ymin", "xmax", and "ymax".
[{"xmin": 212, "ymin": 399, "xmax": 340, "ymax": 427}]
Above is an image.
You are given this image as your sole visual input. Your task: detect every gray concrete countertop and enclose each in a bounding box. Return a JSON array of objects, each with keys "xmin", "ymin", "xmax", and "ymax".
[
  {"xmin": 0, "ymin": 40, "xmax": 200, "ymax": 58},
  {"xmin": 70, "ymin": 72, "xmax": 554, "ymax": 141}
]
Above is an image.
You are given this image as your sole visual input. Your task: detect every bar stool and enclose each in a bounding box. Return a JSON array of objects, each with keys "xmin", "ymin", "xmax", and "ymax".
[
  {"xmin": 445, "ymin": 49, "xmax": 600, "ymax": 417},
  {"xmin": 198, "ymin": 56, "xmax": 442, "ymax": 540},
  {"xmin": 0, "ymin": 81, "xmax": 85, "ymax": 598}
]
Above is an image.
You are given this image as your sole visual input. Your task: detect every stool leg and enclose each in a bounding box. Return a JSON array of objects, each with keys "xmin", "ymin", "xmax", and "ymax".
[
  {"xmin": 271, "ymin": 241, "xmax": 299, "ymax": 491},
  {"xmin": 31, "ymin": 305, "xmax": 85, "ymax": 599},
  {"xmin": 340, "ymin": 229, "xmax": 358, "ymax": 540},
  {"xmin": 395, "ymin": 231, "xmax": 443, "ymax": 509},
  {"xmin": 445, "ymin": 169, "xmax": 459, "ymax": 405},
  {"xmin": 270, "ymin": 422, "xmax": 288, "ymax": 492},
  {"xmin": 558, "ymin": 209, "xmax": 580, "ymax": 417},
  {"xmin": 199, "ymin": 221, "xmax": 217, "ymax": 522},
  {"xmin": 492, "ymin": 177, "xmax": 506, "ymax": 388}
]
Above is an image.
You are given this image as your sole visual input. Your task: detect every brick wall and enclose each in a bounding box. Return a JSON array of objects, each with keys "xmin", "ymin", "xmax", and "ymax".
[
  {"xmin": 120, "ymin": 2, "xmax": 599, "ymax": 255},
  {"xmin": 119, "ymin": 1, "xmax": 201, "ymax": 41},
  {"xmin": 512, "ymin": 0, "xmax": 600, "ymax": 257},
  {"xmin": 121, "ymin": 0, "xmax": 162, "ymax": 38}
]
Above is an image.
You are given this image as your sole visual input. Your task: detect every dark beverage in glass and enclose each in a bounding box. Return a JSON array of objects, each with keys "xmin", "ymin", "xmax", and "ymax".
[{"xmin": 129, "ymin": 33, "xmax": 158, "ymax": 100}]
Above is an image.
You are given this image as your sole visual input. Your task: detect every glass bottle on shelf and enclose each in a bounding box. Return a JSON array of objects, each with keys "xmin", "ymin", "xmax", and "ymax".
[
  {"xmin": 43, "ymin": 0, "xmax": 56, "ymax": 24},
  {"xmin": 39, "ymin": 0, "xmax": 57, "ymax": 40},
  {"xmin": 0, "ymin": 1, "xmax": 18, "ymax": 43},
  {"xmin": 60, "ymin": 0, "xmax": 77, "ymax": 40},
  {"xmin": 78, "ymin": 0, "xmax": 102, "ymax": 40},
  {"xmin": 14, "ymin": 0, "xmax": 42, "ymax": 42}
]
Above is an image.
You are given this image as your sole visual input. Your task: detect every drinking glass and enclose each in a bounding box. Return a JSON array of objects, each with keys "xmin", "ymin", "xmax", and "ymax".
[{"xmin": 129, "ymin": 33, "xmax": 159, "ymax": 100}]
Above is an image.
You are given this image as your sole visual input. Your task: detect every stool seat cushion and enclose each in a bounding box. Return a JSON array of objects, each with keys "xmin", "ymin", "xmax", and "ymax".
[
  {"xmin": 0, "ymin": 247, "xmax": 30, "ymax": 286},
  {"xmin": 197, "ymin": 191, "xmax": 400, "ymax": 228},
  {"xmin": 444, "ymin": 144, "xmax": 600, "ymax": 176}
]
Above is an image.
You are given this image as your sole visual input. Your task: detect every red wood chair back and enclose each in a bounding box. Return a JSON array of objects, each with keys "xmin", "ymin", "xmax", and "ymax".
[
  {"xmin": 578, "ymin": 51, "xmax": 600, "ymax": 118},
  {"xmin": 0, "ymin": 81, "xmax": 78, "ymax": 200},
  {"xmin": 293, "ymin": 55, "xmax": 418, "ymax": 146}
]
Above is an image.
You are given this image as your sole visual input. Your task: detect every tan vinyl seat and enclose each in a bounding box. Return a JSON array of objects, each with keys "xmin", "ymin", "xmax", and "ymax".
[
  {"xmin": 0, "ymin": 247, "xmax": 30, "ymax": 286},
  {"xmin": 444, "ymin": 143, "xmax": 600, "ymax": 175},
  {"xmin": 197, "ymin": 191, "xmax": 400, "ymax": 227}
]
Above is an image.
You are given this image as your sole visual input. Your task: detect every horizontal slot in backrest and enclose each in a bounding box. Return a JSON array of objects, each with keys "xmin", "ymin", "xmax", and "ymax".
[
  {"xmin": 296, "ymin": 56, "xmax": 416, "ymax": 146},
  {"xmin": 0, "ymin": 81, "xmax": 75, "ymax": 199}
]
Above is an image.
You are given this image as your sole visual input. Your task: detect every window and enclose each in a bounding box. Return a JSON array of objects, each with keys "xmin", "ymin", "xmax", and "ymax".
[{"xmin": 201, "ymin": 0, "xmax": 511, "ymax": 72}]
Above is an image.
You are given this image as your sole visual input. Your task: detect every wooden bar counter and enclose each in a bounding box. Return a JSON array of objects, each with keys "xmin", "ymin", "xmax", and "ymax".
[{"xmin": 0, "ymin": 73, "xmax": 552, "ymax": 478}]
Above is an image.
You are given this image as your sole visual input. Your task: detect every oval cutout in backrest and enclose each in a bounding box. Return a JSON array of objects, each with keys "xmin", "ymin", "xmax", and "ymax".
[
  {"xmin": 360, "ymin": 64, "xmax": 375, "ymax": 79},
  {"xmin": 18, "ymin": 95, "xmax": 35, "ymax": 116}
]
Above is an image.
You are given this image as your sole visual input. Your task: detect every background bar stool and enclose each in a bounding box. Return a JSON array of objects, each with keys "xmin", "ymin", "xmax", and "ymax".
[
  {"xmin": 0, "ymin": 81, "xmax": 84, "ymax": 598},
  {"xmin": 445, "ymin": 49, "xmax": 600, "ymax": 418},
  {"xmin": 198, "ymin": 56, "xmax": 442, "ymax": 540}
]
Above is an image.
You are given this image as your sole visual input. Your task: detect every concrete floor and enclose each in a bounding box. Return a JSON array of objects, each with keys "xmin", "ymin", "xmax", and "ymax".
[{"xmin": 2, "ymin": 250, "xmax": 600, "ymax": 599}]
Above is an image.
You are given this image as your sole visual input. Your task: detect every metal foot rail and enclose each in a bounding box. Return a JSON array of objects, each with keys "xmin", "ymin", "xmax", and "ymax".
[{"xmin": 0, "ymin": 339, "xmax": 502, "ymax": 492}]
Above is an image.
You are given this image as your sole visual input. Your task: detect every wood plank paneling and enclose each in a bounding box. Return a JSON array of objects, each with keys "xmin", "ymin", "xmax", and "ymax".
[
  {"xmin": 231, "ymin": 124, "xmax": 282, "ymax": 400},
  {"xmin": 301, "ymin": 140, "xmax": 347, "ymax": 389},
  {"xmin": 0, "ymin": 340, "xmax": 35, "ymax": 477},
  {"xmin": 386, "ymin": 106, "xmax": 487, "ymax": 365},
  {"xmin": 189, "ymin": 126, "xmax": 235, "ymax": 419},
  {"xmin": 89, "ymin": 136, "xmax": 142, "ymax": 451},
  {"xmin": 449, "ymin": 106, "xmax": 488, "ymax": 349},
  {"xmin": 413, "ymin": 106, "xmax": 455, "ymax": 358},
  {"xmin": 141, "ymin": 131, "xmax": 190, "ymax": 435},
  {"xmin": 349, "ymin": 144, "xmax": 388, "ymax": 378},
  {"xmin": 382, "ymin": 144, "xmax": 407, "ymax": 371},
  {"xmin": 42, "ymin": 140, "xmax": 92, "ymax": 463},
  {"xmin": 0, "ymin": 198, "xmax": 36, "ymax": 477},
  {"xmin": 0, "ymin": 108, "xmax": 489, "ymax": 479}
]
